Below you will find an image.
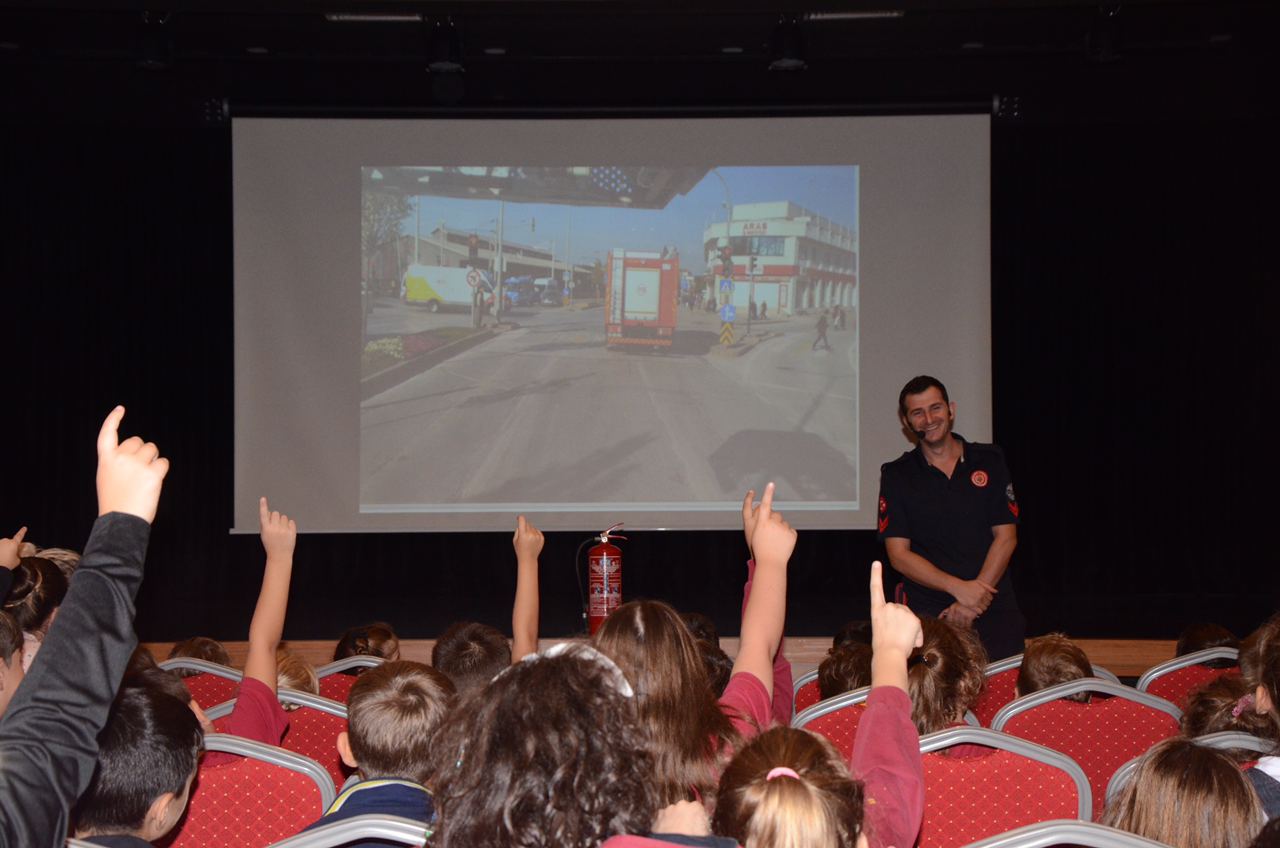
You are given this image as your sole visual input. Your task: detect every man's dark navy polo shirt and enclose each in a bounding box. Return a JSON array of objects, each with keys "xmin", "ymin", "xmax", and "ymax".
[{"xmin": 877, "ymin": 434, "xmax": 1019, "ymax": 614}]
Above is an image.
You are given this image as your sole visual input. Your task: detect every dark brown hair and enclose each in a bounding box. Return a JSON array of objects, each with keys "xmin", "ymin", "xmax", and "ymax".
[
  {"xmin": 1017, "ymin": 633, "xmax": 1093, "ymax": 703},
  {"xmin": 1240, "ymin": 612, "xmax": 1280, "ymax": 751},
  {"xmin": 1177, "ymin": 622, "xmax": 1239, "ymax": 656},
  {"xmin": 595, "ymin": 599, "xmax": 742, "ymax": 806},
  {"xmin": 1181, "ymin": 674, "xmax": 1280, "ymax": 762},
  {"xmin": 167, "ymin": 637, "xmax": 232, "ymax": 676},
  {"xmin": 430, "ymin": 646, "xmax": 659, "ymax": 848},
  {"xmin": 1103, "ymin": 738, "xmax": 1263, "ymax": 848},
  {"xmin": 713, "ymin": 726, "xmax": 865, "ymax": 848},
  {"xmin": 907, "ymin": 617, "xmax": 988, "ymax": 735},
  {"xmin": 333, "ymin": 621, "xmax": 401, "ymax": 663},
  {"xmin": 432, "ymin": 621, "xmax": 511, "ymax": 698},
  {"xmin": 3, "ymin": 556, "xmax": 68, "ymax": 635},
  {"xmin": 818, "ymin": 643, "xmax": 873, "ymax": 701},
  {"xmin": 831, "ymin": 620, "xmax": 872, "ymax": 650},
  {"xmin": 898, "ymin": 375, "xmax": 949, "ymax": 419},
  {"xmin": 697, "ymin": 637, "xmax": 735, "ymax": 698},
  {"xmin": 0, "ymin": 611, "xmax": 22, "ymax": 666},
  {"xmin": 347, "ymin": 660, "xmax": 455, "ymax": 785}
]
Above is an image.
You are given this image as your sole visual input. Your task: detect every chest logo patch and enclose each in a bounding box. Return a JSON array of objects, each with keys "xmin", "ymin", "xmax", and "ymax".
[{"xmin": 970, "ymin": 470, "xmax": 989, "ymax": 488}]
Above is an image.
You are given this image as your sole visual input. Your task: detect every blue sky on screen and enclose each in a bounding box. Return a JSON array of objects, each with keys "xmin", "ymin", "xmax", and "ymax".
[{"xmin": 398, "ymin": 165, "xmax": 857, "ymax": 271}]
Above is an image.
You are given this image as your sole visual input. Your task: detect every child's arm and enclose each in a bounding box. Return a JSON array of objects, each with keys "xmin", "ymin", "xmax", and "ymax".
[
  {"xmin": 730, "ymin": 483, "xmax": 795, "ymax": 699},
  {"xmin": 244, "ymin": 497, "xmax": 297, "ymax": 693},
  {"xmin": 511, "ymin": 514, "xmax": 543, "ymax": 662},
  {"xmin": 739, "ymin": 491, "xmax": 794, "ymax": 724}
]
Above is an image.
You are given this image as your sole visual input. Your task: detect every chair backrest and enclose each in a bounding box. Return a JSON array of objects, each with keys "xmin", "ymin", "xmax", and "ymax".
[
  {"xmin": 973, "ymin": 655, "xmax": 1123, "ymax": 728},
  {"xmin": 1104, "ymin": 730, "xmax": 1275, "ymax": 806},
  {"xmin": 793, "ymin": 669, "xmax": 822, "ymax": 714},
  {"xmin": 1134, "ymin": 647, "xmax": 1240, "ymax": 709},
  {"xmin": 317, "ymin": 655, "xmax": 386, "ymax": 678},
  {"xmin": 208, "ymin": 688, "xmax": 351, "ymax": 789},
  {"xmin": 159, "ymin": 734, "xmax": 336, "ymax": 848},
  {"xmin": 991, "ymin": 679, "xmax": 1181, "ymax": 819},
  {"xmin": 318, "ymin": 672, "xmax": 358, "ymax": 703},
  {"xmin": 792, "ymin": 685, "xmax": 871, "ymax": 760},
  {"xmin": 265, "ymin": 813, "xmax": 428, "ymax": 848},
  {"xmin": 917, "ymin": 727, "xmax": 1091, "ymax": 848},
  {"xmin": 957, "ymin": 819, "xmax": 1175, "ymax": 848},
  {"xmin": 159, "ymin": 658, "xmax": 244, "ymax": 710}
]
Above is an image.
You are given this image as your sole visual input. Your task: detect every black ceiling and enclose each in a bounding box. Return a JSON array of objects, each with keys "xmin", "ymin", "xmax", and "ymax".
[{"xmin": 1, "ymin": 2, "xmax": 1273, "ymax": 124}]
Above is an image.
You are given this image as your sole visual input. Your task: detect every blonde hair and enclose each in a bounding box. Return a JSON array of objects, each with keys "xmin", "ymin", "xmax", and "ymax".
[{"xmin": 276, "ymin": 649, "xmax": 318, "ymax": 707}]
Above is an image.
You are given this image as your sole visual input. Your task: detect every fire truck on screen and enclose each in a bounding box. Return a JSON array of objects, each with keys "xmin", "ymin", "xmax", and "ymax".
[{"xmin": 604, "ymin": 249, "xmax": 680, "ymax": 349}]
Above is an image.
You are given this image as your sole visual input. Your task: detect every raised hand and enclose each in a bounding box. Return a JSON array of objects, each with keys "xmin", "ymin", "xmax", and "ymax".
[
  {"xmin": 96, "ymin": 405, "xmax": 169, "ymax": 523},
  {"xmin": 748, "ymin": 482, "xmax": 797, "ymax": 566},
  {"xmin": 741, "ymin": 488, "xmax": 758, "ymax": 556},
  {"xmin": 513, "ymin": 514, "xmax": 545, "ymax": 561},
  {"xmin": 258, "ymin": 497, "xmax": 297, "ymax": 561},
  {"xmin": 870, "ymin": 560, "xmax": 923, "ymax": 660},
  {"xmin": 0, "ymin": 527, "xmax": 27, "ymax": 570}
]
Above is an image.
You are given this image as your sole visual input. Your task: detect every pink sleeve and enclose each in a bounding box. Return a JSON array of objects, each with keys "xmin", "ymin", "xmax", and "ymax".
[
  {"xmin": 741, "ymin": 559, "xmax": 793, "ymax": 727},
  {"xmin": 848, "ymin": 687, "xmax": 924, "ymax": 848},
  {"xmin": 204, "ymin": 677, "xmax": 290, "ymax": 768},
  {"xmin": 719, "ymin": 672, "xmax": 772, "ymax": 741}
]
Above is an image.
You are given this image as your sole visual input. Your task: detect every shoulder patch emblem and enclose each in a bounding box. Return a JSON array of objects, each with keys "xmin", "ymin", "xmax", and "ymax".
[
  {"xmin": 878, "ymin": 496, "xmax": 887, "ymax": 514},
  {"xmin": 1006, "ymin": 484, "xmax": 1015, "ymax": 501},
  {"xmin": 970, "ymin": 470, "xmax": 989, "ymax": 488}
]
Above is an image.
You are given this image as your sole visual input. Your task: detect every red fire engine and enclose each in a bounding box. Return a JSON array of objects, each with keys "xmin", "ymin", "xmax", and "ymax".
[{"xmin": 604, "ymin": 249, "xmax": 680, "ymax": 349}]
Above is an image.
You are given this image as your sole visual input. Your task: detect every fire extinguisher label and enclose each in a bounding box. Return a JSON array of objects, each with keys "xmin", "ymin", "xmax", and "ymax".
[{"xmin": 589, "ymin": 554, "xmax": 621, "ymax": 619}]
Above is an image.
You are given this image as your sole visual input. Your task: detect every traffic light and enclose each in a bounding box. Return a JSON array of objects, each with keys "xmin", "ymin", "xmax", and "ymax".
[
  {"xmin": 468, "ymin": 234, "xmax": 480, "ymax": 265},
  {"xmin": 719, "ymin": 244, "xmax": 733, "ymax": 273}
]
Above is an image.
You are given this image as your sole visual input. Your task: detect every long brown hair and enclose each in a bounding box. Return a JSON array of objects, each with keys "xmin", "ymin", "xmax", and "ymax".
[
  {"xmin": 1103, "ymin": 737, "xmax": 1263, "ymax": 848},
  {"xmin": 1181, "ymin": 674, "xmax": 1280, "ymax": 762},
  {"xmin": 3, "ymin": 557, "xmax": 68, "ymax": 636},
  {"xmin": 713, "ymin": 726, "xmax": 864, "ymax": 848},
  {"xmin": 1242, "ymin": 613, "xmax": 1280, "ymax": 750},
  {"xmin": 907, "ymin": 617, "xmax": 987, "ymax": 735},
  {"xmin": 594, "ymin": 599, "xmax": 741, "ymax": 805}
]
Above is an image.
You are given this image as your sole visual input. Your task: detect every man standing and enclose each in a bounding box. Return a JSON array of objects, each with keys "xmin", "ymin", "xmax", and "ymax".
[
  {"xmin": 812, "ymin": 310, "xmax": 831, "ymax": 351},
  {"xmin": 877, "ymin": 375, "xmax": 1023, "ymax": 659}
]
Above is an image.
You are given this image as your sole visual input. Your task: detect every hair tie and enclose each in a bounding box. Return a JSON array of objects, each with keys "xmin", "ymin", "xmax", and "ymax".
[
  {"xmin": 766, "ymin": 767, "xmax": 800, "ymax": 782},
  {"xmin": 1232, "ymin": 693, "xmax": 1255, "ymax": 718}
]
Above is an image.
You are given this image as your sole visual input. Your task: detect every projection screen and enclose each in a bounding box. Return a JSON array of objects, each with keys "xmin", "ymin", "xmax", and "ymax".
[{"xmin": 232, "ymin": 114, "xmax": 991, "ymax": 532}]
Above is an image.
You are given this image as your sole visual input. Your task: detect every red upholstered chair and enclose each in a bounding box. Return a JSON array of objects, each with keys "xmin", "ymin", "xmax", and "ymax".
[
  {"xmin": 159, "ymin": 734, "xmax": 336, "ymax": 848},
  {"xmin": 159, "ymin": 658, "xmax": 244, "ymax": 710},
  {"xmin": 1104, "ymin": 729, "xmax": 1273, "ymax": 807},
  {"xmin": 209, "ymin": 688, "xmax": 352, "ymax": 789},
  {"xmin": 265, "ymin": 814, "xmax": 428, "ymax": 848},
  {"xmin": 793, "ymin": 669, "xmax": 822, "ymax": 714},
  {"xmin": 1135, "ymin": 647, "xmax": 1240, "ymax": 710},
  {"xmin": 973, "ymin": 655, "xmax": 1123, "ymax": 728},
  {"xmin": 955, "ymin": 819, "xmax": 1175, "ymax": 848},
  {"xmin": 315, "ymin": 655, "xmax": 385, "ymax": 703},
  {"xmin": 917, "ymin": 726, "xmax": 1091, "ymax": 848},
  {"xmin": 991, "ymin": 679, "xmax": 1181, "ymax": 820},
  {"xmin": 792, "ymin": 686, "xmax": 871, "ymax": 761}
]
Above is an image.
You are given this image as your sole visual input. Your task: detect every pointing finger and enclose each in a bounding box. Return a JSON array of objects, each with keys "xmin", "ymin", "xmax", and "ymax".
[
  {"xmin": 742, "ymin": 489, "xmax": 755, "ymax": 518},
  {"xmin": 259, "ymin": 497, "xmax": 270, "ymax": 524},
  {"xmin": 759, "ymin": 481, "xmax": 775, "ymax": 517},
  {"xmin": 98, "ymin": 405, "xmax": 125, "ymax": 455},
  {"xmin": 870, "ymin": 560, "xmax": 886, "ymax": 611},
  {"xmin": 12, "ymin": 527, "xmax": 27, "ymax": 545}
]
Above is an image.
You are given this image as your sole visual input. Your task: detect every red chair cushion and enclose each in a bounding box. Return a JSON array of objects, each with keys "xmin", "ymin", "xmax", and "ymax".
[
  {"xmin": 973, "ymin": 667, "xmax": 1020, "ymax": 728},
  {"xmin": 794, "ymin": 679, "xmax": 823, "ymax": 713},
  {"xmin": 803, "ymin": 704, "xmax": 867, "ymax": 761},
  {"xmin": 1146, "ymin": 664, "xmax": 1239, "ymax": 710},
  {"xmin": 919, "ymin": 748, "xmax": 1083, "ymax": 848},
  {"xmin": 1000, "ymin": 697, "xmax": 1179, "ymax": 819},
  {"xmin": 182, "ymin": 673, "xmax": 240, "ymax": 711}
]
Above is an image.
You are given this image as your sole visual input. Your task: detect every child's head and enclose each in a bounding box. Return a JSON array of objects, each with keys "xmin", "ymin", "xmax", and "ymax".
[
  {"xmin": 276, "ymin": 648, "xmax": 318, "ymax": 701},
  {"xmin": 594, "ymin": 599, "xmax": 739, "ymax": 805},
  {"xmin": 3, "ymin": 556, "xmax": 68, "ymax": 636},
  {"xmin": 431, "ymin": 644, "xmax": 657, "ymax": 848},
  {"xmin": 333, "ymin": 621, "xmax": 401, "ymax": 663},
  {"xmin": 432, "ymin": 621, "xmax": 511, "ymax": 698},
  {"xmin": 1242, "ymin": 613, "xmax": 1280, "ymax": 738},
  {"xmin": 1016, "ymin": 633, "xmax": 1093, "ymax": 703},
  {"xmin": 818, "ymin": 643, "xmax": 873, "ymax": 701},
  {"xmin": 696, "ymin": 636, "xmax": 734, "ymax": 697},
  {"xmin": 1180, "ymin": 674, "xmax": 1280, "ymax": 762},
  {"xmin": 907, "ymin": 617, "xmax": 988, "ymax": 735},
  {"xmin": 681, "ymin": 611, "xmax": 720, "ymax": 644},
  {"xmin": 1102, "ymin": 737, "xmax": 1264, "ymax": 848},
  {"xmin": 713, "ymin": 726, "xmax": 866, "ymax": 848},
  {"xmin": 832, "ymin": 620, "xmax": 873, "ymax": 650},
  {"xmin": 338, "ymin": 660, "xmax": 454, "ymax": 785},
  {"xmin": 33, "ymin": 546, "xmax": 80, "ymax": 581},
  {"xmin": 1177, "ymin": 622, "xmax": 1240, "ymax": 657},
  {"xmin": 0, "ymin": 611, "xmax": 25, "ymax": 717},
  {"xmin": 74, "ymin": 679, "xmax": 203, "ymax": 842},
  {"xmin": 167, "ymin": 636, "xmax": 232, "ymax": 675}
]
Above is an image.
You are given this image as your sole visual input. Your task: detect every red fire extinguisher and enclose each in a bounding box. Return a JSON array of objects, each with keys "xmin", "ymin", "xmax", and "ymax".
[{"xmin": 587, "ymin": 522, "xmax": 626, "ymax": 635}]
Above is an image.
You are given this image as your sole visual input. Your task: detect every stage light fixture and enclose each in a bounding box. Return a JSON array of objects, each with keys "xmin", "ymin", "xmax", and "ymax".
[
  {"xmin": 427, "ymin": 17, "xmax": 464, "ymax": 74},
  {"xmin": 769, "ymin": 15, "xmax": 807, "ymax": 71}
]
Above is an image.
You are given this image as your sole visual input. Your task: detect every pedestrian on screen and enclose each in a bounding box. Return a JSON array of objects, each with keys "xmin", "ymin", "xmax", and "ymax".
[
  {"xmin": 759, "ymin": 302, "xmax": 767, "ymax": 320},
  {"xmin": 812, "ymin": 310, "xmax": 831, "ymax": 351}
]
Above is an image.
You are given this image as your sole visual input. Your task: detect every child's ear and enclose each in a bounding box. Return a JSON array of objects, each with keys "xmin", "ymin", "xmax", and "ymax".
[
  {"xmin": 143, "ymin": 791, "xmax": 180, "ymax": 840},
  {"xmin": 1257, "ymin": 685, "xmax": 1274, "ymax": 714},
  {"xmin": 337, "ymin": 730, "xmax": 359, "ymax": 769}
]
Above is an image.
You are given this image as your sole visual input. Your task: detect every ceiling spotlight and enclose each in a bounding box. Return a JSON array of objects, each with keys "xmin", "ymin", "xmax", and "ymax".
[
  {"xmin": 769, "ymin": 15, "xmax": 807, "ymax": 72},
  {"xmin": 427, "ymin": 17, "xmax": 464, "ymax": 73}
]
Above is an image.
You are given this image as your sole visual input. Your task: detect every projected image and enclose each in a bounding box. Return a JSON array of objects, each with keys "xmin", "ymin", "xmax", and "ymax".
[{"xmin": 359, "ymin": 165, "xmax": 859, "ymax": 514}]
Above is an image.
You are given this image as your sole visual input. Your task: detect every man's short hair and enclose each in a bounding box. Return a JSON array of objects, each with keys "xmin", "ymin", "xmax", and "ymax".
[
  {"xmin": 0, "ymin": 611, "xmax": 21, "ymax": 666},
  {"xmin": 347, "ymin": 660, "xmax": 455, "ymax": 785},
  {"xmin": 897, "ymin": 375, "xmax": 950, "ymax": 420},
  {"xmin": 74, "ymin": 681, "xmax": 202, "ymax": 834},
  {"xmin": 432, "ymin": 622, "xmax": 511, "ymax": 698}
]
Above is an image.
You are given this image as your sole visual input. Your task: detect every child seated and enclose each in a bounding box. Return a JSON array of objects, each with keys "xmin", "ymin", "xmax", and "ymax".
[
  {"xmin": 832, "ymin": 620, "xmax": 873, "ymax": 649},
  {"xmin": 305, "ymin": 661, "xmax": 455, "ymax": 841},
  {"xmin": 1178, "ymin": 621, "xmax": 1241, "ymax": 669},
  {"xmin": 1240, "ymin": 613, "xmax": 1280, "ymax": 819},
  {"xmin": 73, "ymin": 674, "xmax": 204, "ymax": 846},
  {"xmin": 333, "ymin": 621, "xmax": 401, "ymax": 664},
  {"xmin": 908, "ymin": 617, "xmax": 987, "ymax": 736},
  {"xmin": 166, "ymin": 636, "xmax": 232, "ymax": 674},
  {"xmin": 0, "ymin": 612, "xmax": 24, "ymax": 718},
  {"xmin": 3, "ymin": 554, "xmax": 68, "ymax": 672},
  {"xmin": 818, "ymin": 642, "xmax": 874, "ymax": 700},
  {"xmin": 1016, "ymin": 632, "xmax": 1093, "ymax": 703},
  {"xmin": 1181, "ymin": 674, "xmax": 1280, "ymax": 762},
  {"xmin": 276, "ymin": 647, "xmax": 319, "ymax": 700},
  {"xmin": 432, "ymin": 515, "xmax": 543, "ymax": 697}
]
